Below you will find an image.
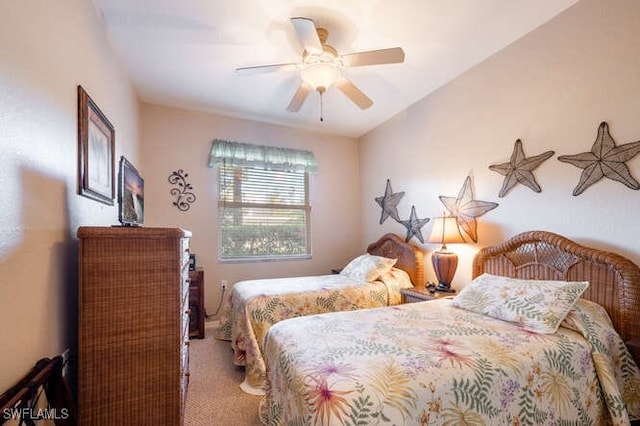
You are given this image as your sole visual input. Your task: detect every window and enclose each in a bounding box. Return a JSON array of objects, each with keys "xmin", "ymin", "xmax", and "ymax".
[
  {"xmin": 218, "ymin": 165, "xmax": 311, "ymax": 261},
  {"xmin": 217, "ymin": 164, "xmax": 311, "ymax": 261}
]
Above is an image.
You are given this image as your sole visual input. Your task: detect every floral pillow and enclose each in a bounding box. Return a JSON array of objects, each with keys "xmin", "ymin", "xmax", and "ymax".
[
  {"xmin": 378, "ymin": 267, "xmax": 413, "ymax": 289},
  {"xmin": 340, "ymin": 254, "xmax": 397, "ymax": 282},
  {"xmin": 451, "ymin": 273, "xmax": 589, "ymax": 334}
]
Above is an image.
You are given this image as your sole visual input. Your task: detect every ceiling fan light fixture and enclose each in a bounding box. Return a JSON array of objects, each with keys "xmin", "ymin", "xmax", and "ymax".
[
  {"xmin": 301, "ymin": 62, "xmax": 341, "ymax": 91},
  {"xmin": 301, "ymin": 48, "xmax": 343, "ymax": 91}
]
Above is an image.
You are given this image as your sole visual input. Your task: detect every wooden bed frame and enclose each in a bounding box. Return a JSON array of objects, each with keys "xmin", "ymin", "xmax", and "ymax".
[
  {"xmin": 367, "ymin": 233, "xmax": 424, "ymax": 286},
  {"xmin": 473, "ymin": 230, "xmax": 640, "ymax": 366}
]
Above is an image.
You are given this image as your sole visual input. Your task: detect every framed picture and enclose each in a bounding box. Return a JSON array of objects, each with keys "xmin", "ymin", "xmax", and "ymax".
[{"xmin": 78, "ymin": 85, "xmax": 115, "ymax": 205}]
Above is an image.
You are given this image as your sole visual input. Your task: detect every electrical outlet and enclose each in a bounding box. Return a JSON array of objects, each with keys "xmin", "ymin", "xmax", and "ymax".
[{"xmin": 221, "ymin": 279, "xmax": 229, "ymax": 290}]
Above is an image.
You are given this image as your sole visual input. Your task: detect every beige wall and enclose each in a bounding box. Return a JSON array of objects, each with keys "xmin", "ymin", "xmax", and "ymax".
[
  {"xmin": 0, "ymin": 1, "xmax": 139, "ymax": 388},
  {"xmin": 360, "ymin": 0, "xmax": 640, "ymax": 289},
  {"xmin": 140, "ymin": 103, "xmax": 362, "ymax": 316}
]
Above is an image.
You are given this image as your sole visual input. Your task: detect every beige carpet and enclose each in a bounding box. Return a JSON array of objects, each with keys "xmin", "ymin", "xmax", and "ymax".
[{"xmin": 185, "ymin": 329, "xmax": 262, "ymax": 425}]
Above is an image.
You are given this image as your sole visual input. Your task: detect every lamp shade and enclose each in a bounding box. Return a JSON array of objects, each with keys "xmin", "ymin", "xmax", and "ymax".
[{"xmin": 427, "ymin": 216, "xmax": 465, "ymax": 246}]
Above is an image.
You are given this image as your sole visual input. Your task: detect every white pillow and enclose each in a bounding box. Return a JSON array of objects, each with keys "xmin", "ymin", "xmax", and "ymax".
[
  {"xmin": 340, "ymin": 254, "xmax": 397, "ymax": 282},
  {"xmin": 377, "ymin": 267, "xmax": 413, "ymax": 289},
  {"xmin": 451, "ymin": 273, "xmax": 589, "ymax": 334}
]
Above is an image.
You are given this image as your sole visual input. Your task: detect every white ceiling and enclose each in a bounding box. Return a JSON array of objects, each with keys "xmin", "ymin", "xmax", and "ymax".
[{"xmin": 92, "ymin": 0, "xmax": 578, "ymax": 138}]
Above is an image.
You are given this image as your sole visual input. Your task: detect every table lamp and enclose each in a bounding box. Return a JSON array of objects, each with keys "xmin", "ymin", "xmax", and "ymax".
[{"xmin": 427, "ymin": 216, "xmax": 465, "ymax": 291}]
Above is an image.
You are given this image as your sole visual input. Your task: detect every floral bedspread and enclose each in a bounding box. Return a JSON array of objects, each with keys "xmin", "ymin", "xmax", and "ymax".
[
  {"xmin": 261, "ymin": 299, "xmax": 640, "ymax": 425},
  {"xmin": 215, "ymin": 274, "xmax": 403, "ymax": 392}
]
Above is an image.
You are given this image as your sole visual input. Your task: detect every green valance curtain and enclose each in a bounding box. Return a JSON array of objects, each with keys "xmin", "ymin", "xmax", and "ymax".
[{"xmin": 208, "ymin": 139, "xmax": 318, "ymax": 174}]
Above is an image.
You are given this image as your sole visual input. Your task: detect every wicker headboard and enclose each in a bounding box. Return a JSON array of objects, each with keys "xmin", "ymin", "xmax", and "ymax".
[
  {"xmin": 473, "ymin": 230, "xmax": 640, "ymax": 346},
  {"xmin": 367, "ymin": 233, "xmax": 425, "ymax": 287}
]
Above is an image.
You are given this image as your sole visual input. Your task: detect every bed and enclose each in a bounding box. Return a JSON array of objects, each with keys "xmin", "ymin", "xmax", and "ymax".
[
  {"xmin": 260, "ymin": 230, "xmax": 640, "ymax": 425},
  {"xmin": 215, "ymin": 233, "xmax": 425, "ymax": 393},
  {"xmin": 216, "ymin": 234, "xmax": 424, "ymax": 395}
]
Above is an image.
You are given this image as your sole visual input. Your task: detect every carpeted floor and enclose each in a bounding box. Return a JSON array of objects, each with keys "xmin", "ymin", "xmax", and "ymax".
[{"xmin": 185, "ymin": 327, "xmax": 262, "ymax": 425}]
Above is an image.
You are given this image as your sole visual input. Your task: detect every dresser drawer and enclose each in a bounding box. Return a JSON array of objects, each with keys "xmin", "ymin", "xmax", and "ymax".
[
  {"xmin": 181, "ymin": 270, "xmax": 190, "ymax": 302},
  {"xmin": 181, "ymin": 238, "xmax": 190, "ymax": 266},
  {"xmin": 181, "ymin": 338, "xmax": 190, "ymax": 404},
  {"xmin": 182, "ymin": 293, "xmax": 190, "ymax": 335}
]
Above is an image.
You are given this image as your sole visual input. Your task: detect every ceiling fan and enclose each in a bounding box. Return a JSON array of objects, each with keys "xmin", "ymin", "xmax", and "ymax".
[{"xmin": 235, "ymin": 17, "xmax": 405, "ymax": 119}]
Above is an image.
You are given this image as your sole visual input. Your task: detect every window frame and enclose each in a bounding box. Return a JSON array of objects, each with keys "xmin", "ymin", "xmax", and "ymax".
[{"xmin": 217, "ymin": 164, "xmax": 312, "ymax": 263}]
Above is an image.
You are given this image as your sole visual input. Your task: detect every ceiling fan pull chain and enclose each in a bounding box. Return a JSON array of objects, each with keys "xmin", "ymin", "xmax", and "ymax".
[{"xmin": 320, "ymin": 90, "xmax": 324, "ymax": 122}]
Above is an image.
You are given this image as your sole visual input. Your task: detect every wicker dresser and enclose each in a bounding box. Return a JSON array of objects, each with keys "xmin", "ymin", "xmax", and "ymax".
[{"xmin": 77, "ymin": 226, "xmax": 192, "ymax": 425}]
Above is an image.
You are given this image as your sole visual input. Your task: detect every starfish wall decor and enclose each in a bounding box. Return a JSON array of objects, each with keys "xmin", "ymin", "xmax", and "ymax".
[
  {"xmin": 489, "ymin": 139, "xmax": 555, "ymax": 197},
  {"xmin": 558, "ymin": 122, "xmax": 640, "ymax": 196},
  {"xmin": 439, "ymin": 175, "xmax": 499, "ymax": 243},
  {"xmin": 374, "ymin": 180, "xmax": 430, "ymax": 243},
  {"xmin": 399, "ymin": 205, "xmax": 430, "ymax": 244},
  {"xmin": 374, "ymin": 179, "xmax": 405, "ymax": 224}
]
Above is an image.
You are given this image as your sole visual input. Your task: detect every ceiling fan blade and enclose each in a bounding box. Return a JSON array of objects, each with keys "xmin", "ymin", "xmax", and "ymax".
[
  {"xmin": 235, "ymin": 63, "xmax": 298, "ymax": 75},
  {"xmin": 342, "ymin": 47, "xmax": 405, "ymax": 67},
  {"xmin": 334, "ymin": 78, "xmax": 373, "ymax": 110},
  {"xmin": 287, "ymin": 81, "xmax": 313, "ymax": 112},
  {"xmin": 290, "ymin": 17, "xmax": 322, "ymax": 55}
]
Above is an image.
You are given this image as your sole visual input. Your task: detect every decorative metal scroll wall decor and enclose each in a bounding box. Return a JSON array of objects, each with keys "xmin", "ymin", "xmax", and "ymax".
[
  {"xmin": 168, "ymin": 169, "xmax": 197, "ymax": 211},
  {"xmin": 558, "ymin": 122, "xmax": 640, "ymax": 196},
  {"xmin": 489, "ymin": 139, "xmax": 554, "ymax": 197},
  {"xmin": 374, "ymin": 179, "xmax": 430, "ymax": 243},
  {"xmin": 439, "ymin": 175, "xmax": 498, "ymax": 243}
]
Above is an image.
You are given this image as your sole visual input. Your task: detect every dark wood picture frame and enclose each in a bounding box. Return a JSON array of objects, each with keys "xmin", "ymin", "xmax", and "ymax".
[{"xmin": 78, "ymin": 85, "xmax": 115, "ymax": 205}]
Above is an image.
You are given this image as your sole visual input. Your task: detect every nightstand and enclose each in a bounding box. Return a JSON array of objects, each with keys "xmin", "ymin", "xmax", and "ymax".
[
  {"xmin": 188, "ymin": 268, "xmax": 205, "ymax": 339},
  {"xmin": 401, "ymin": 286, "xmax": 453, "ymax": 303}
]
